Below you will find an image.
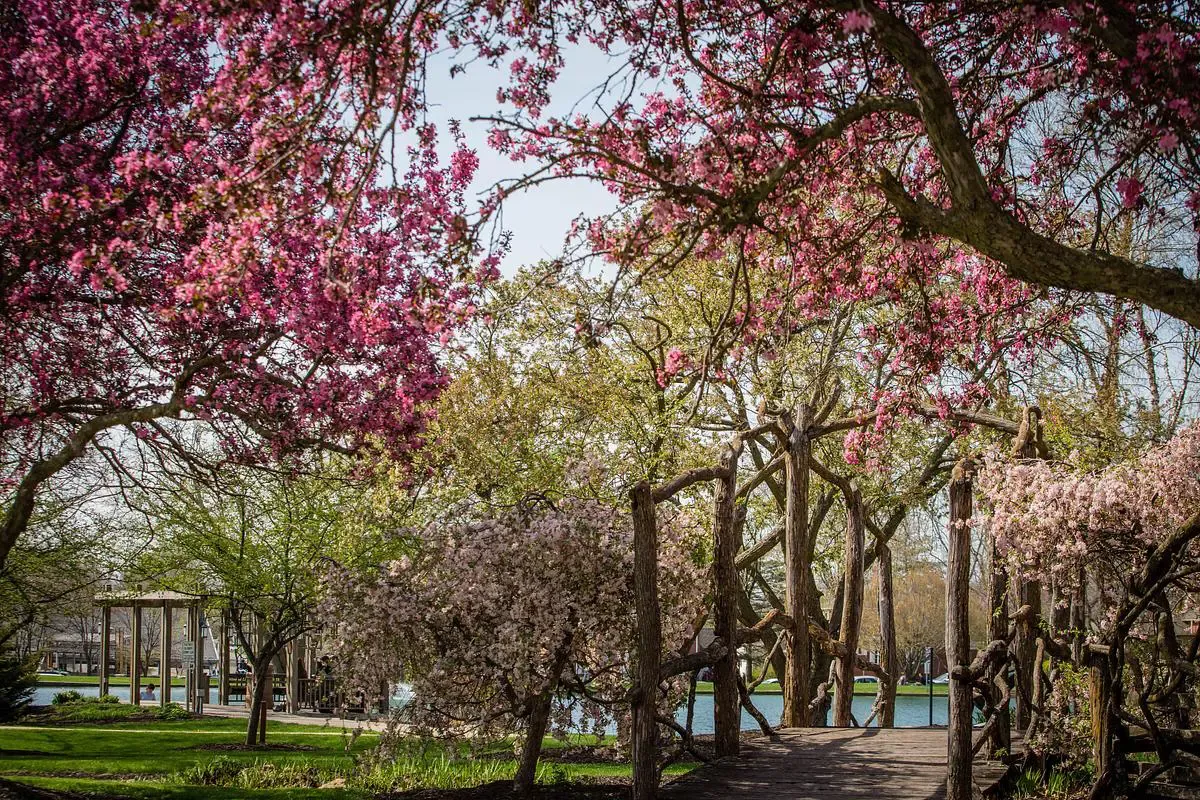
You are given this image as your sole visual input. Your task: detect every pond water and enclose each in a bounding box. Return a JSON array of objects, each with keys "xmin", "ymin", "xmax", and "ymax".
[
  {"xmin": 32, "ymin": 684, "xmax": 218, "ymax": 706},
  {"xmin": 679, "ymin": 691, "xmax": 948, "ymax": 733},
  {"xmin": 33, "ymin": 684, "xmax": 951, "ymax": 731}
]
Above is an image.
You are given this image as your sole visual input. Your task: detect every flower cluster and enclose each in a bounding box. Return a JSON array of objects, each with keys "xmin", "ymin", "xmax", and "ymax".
[
  {"xmin": 979, "ymin": 424, "xmax": 1200, "ymax": 593},
  {"xmin": 323, "ymin": 499, "xmax": 707, "ymax": 743},
  {"xmin": 2, "ymin": 1, "xmax": 497, "ymax": 503}
]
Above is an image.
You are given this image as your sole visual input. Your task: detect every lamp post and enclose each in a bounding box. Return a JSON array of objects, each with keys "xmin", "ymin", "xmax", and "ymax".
[{"xmin": 926, "ymin": 646, "xmax": 934, "ymax": 727}]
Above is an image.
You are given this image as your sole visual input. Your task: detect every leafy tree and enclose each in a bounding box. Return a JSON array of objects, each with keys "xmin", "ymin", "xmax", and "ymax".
[
  {"xmin": 137, "ymin": 461, "xmax": 390, "ymax": 745},
  {"xmin": 1, "ymin": 0, "xmax": 490, "ymax": 570},
  {"xmin": 473, "ymin": 2, "xmax": 1200, "ymax": 325},
  {"xmin": 0, "ymin": 650, "xmax": 35, "ymax": 721},
  {"xmin": 326, "ymin": 498, "xmax": 707, "ymax": 796}
]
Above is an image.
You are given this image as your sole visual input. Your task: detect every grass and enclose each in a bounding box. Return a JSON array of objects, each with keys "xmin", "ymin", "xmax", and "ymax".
[
  {"xmin": 0, "ymin": 717, "xmax": 377, "ymax": 798},
  {"xmin": 36, "ymin": 674, "xmax": 188, "ymax": 687},
  {"xmin": 696, "ymin": 680, "xmax": 949, "ymax": 696},
  {"xmin": 1, "ymin": 718, "xmax": 692, "ymax": 798}
]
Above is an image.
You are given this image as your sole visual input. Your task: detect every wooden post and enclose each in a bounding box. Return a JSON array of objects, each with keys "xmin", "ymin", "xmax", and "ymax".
[
  {"xmin": 712, "ymin": 437, "xmax": 744, "ymax": 757},
  {"xmin": 160, "ymin": 603, "xmax": 171, "ymax": 709},
  {"xmin": 286, "ymin": 640, "xmax": 300, "ymax": 714},
  {"xmin": 946, "ymin": 459, "xmax": 974, "ymax": 800},
  {"xmin": 630, "ymin": 481, "xmax": 660, "ymax": 800},
  {"xmin": 1011, "ymin": 405, "xmax": 1043, "ymax": 734},
  {"xmin": 1014, "ymin": 573, "xmax": 1041, "ymax": 731},
  {"xmin": 782, "ymin": 406, "xmax": 811, "ymax": 727},
  {"xmin": 99, "ymin": 606, "xmax": 111, "ymax": 696},
  {"xmin": 1089, "ymin": 653, "xmax": 1112, "ymax": 781},
  {"xmin": 986, "ymin": 529, "xmax": 1011, "ymax": 757},
  {"xmin": 258, "ymin": 660, "xmax": 271, "ymax": 743},
  {"xmin": 130, "ymin": 605, "xmax": 142, "ymax": 706},
  {"xmin": 219, "ymin": 611, "xmax": 231, "ymax": 705},
  {"xmin": 193, "ymin": 604, "xmax": 205, "ymax": 715},
  {"xmin": 184, "ymin": 606, "xmax": 192, "ymax": 712},
  {"xmin": 877, "ymin": 543, "xmax": 898, "ymax": 728},
  {"xmin": 832, "ymin": 483, "xmax": 865, "ymax": 728}
]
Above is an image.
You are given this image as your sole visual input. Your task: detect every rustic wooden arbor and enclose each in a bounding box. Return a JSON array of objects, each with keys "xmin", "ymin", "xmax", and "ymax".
[
  {"xmin": 625, "ymin": 405, "xmax": 1058, "ymax": 800},
  {"xmin": 95, "ymin": 589, "xmax": 210, "ymax": 713}
]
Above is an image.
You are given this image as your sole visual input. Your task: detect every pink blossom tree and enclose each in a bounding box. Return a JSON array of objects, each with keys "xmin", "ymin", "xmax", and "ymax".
[
  {"xmin": 471, "ymin": 1, "xmax": 1200, "ymax": 328},
  {"xmin": 1, "ymin": 0, "xmax": 496, "ymax": 568},
  {"xmin": 979, "ymin": 424, "xmax": 1200, "ymax": 793},
  {"xmin": 324, "ymin": 498, "xmax": 707, "ymax": 796}
]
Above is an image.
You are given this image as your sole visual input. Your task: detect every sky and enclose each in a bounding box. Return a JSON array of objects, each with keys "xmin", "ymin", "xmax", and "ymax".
[{"xmin": 419, "ymin": 45, "xmax": 624, "ymax": 275}]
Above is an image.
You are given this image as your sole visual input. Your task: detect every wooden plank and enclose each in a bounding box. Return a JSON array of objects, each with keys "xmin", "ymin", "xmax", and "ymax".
[{"xmin": 662, "ymin": 728, "xmax": 955, "ymax": 800}]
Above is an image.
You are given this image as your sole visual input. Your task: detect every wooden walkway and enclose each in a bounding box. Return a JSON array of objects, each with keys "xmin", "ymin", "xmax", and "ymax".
[{"xmin": 662, "ymin": 728, "xmax": 1005, "ymax": 800}]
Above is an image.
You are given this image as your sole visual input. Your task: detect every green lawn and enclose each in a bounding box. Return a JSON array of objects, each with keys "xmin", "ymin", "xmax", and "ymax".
[
  {"xmin": 37, "ymin": 674, "xmax": 187, "ymax": 687},
  {"xmin": 695, "ymin": 680, "xmax": 948, "ymax": 696},
  {"xmin": 0, "ymin": 718, "xmax": 689, "ymax": 798},
  {"xmin": 0, "ymin": 718, "xmax": 376, "ymax": 798}
]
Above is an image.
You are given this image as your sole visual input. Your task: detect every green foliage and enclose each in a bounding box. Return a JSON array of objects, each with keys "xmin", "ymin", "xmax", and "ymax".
[
  {"xmin": 1013, "ymin": 766, "xmax": 1092, "ymax": 798},
  {"xmin": 176, "ymin": 757, "xmax": 341, "ymax": 789},
  {"xmin": 178, "ymin": 755, "xmax": 245, "ymax": 786},
  {"xmin": 51, "ymin": 689, "xmax": 84, "ymax": 705},
  {"xmin": 98, "ymin": 693, "xmax": 121, "ymax": 704},
  {"xmin": 350, "ymin": 751, "xmax": 514, "ymax": 793},
  {"xmin": 0, "ymin": 651, "xmax": 35, "ymax": 720},
  {"xmin": 155, "ymin": 702, "xmax": 190, "ymax": 720}
]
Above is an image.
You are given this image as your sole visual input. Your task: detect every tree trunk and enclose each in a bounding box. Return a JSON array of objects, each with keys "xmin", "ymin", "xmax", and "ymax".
[
  {"xmin": 1011, "ymin": 405, "xmax": 1043, "ymax": 735},
  {"xmin": 712, "ymin": 437, "xmax": 744, "ymax": 757},
  {"xmin": 782, "ymin": 406, "xmax": 811, "ymax": 727},
  {"xmin": 630, "ymin": 481, "xmax": 661, "ymax": 800},
  {"xmin": 1089, "ymin": 653, "xmax": 1113, "ymax": 791},
  {"xmin": 514, "ymin": 692, "xmax": 554, "ymax": 796},
  {"xmin": 245, "ymin": 664, "xmax": 268, "ymax": 746},
  {"xmin": 877, "ymin": 543, "xmax": 898, "ymax": 728},
  {"xmin": 986, "ymin": 529, "xmax": 1011, "ymax": 758},
  {"xmin": 946, "ymin": 460, "xmax": 974, "ymax": 800},
  {"xmin": 832, "ymin": 483, "xmax": 864, "ymax": 728},
  {"xmin": 1014, "ymin": 574, "xmax": 1041, "ymax": 732},
  {"xmin": 258, "ymin": 660, "xmax": 270, "ymax": 744}
]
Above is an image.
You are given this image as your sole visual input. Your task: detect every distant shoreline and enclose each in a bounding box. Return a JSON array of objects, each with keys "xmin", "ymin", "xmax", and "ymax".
[
  {"xmin": 36, "ymin": 675, "xmax": 188, "ymax": 688},
  {"xmin": 692, "ymin": 681, "xmax": 949, "ymax": 697}
]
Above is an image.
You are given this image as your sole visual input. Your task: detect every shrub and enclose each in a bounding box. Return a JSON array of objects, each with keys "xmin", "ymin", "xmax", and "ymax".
[
  {"xmin": 97, "ymin": 694, "xmax": 121, "ymax": 704},
  {"xmin": 176, "ymin": 758, "xmax": 342, "ymax": 789},
  {"xmin": 155, "ymin": 702, "xmax": 190, "ymax": 721},
  {"xmin": 0, "ymin": 651, "xmax": 36, "ymax": 721},
  {"xmin": 47, "ymin": 700, "xmax": 144, "ymax": 723},
  {"xmin": 350, "ymin": 748, "xmax": 516, "ymax": 793},
  {"xmin": 51, "ymin": 689, "xmax": 84, "ymax": 706},
  {"xmin": 179, "ymin": 756, "xmax": 244, "ymax": 786}
]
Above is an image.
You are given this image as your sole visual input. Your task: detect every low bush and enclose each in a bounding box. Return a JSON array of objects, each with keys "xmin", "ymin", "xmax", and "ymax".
[
  {"xmin": 176, "ymin": 757, "xmax": 343, "ymax": 789},
  {"xmin": 350, "ymin": 749, "xmax": 519, "ymax": 793},
  {"xmin": 178, "ymin": 755, "xmax": 244, "ymax": 786},
  {"xmin": 155, "ymin": 702, "xmax": 189, "ymax": 721},
  {"xmin": 50, "ymin": 690, "xmax": 83, "ymax": 706}
]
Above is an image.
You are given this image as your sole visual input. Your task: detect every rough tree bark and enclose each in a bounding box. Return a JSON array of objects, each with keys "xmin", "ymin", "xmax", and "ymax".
[
  {"xmin": 630, "ymin": 480, "xmax": 661, "ymax": 800},
  {"xmin": 246, "ymin": 653, "xmax": 273, "ymax": 746},
  {"xmin": 877, "ymin": 542, "xmax": 898, "ymax": 728},
  {"xmin": 986, "ymin": 530, "xmax": 1012, "ymax": 759},
  {"xmin": 1011, "ymin": 406, "xmax": 1043, "ymax": 734},
  {"xmin": 781, "ymin": 405, "xmax": 811, "ymax": 727},
  {"xmin": 867, "ymin": 5, "xmax": 1200, "ymax": 329},
  {"xmin": 833, "ymin": 482, "xmax": 865, "ymax": 728},
  {"xmin": 515, "ymin": 691, "xmax": 554, "ymax": 795},
  {"xmin": 712, "ymin": 437, "xmax": 744, "ymax": 757},
  {"xmin": 946, "ymin": 458, "xmax": 974, "ymax": 800}
]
